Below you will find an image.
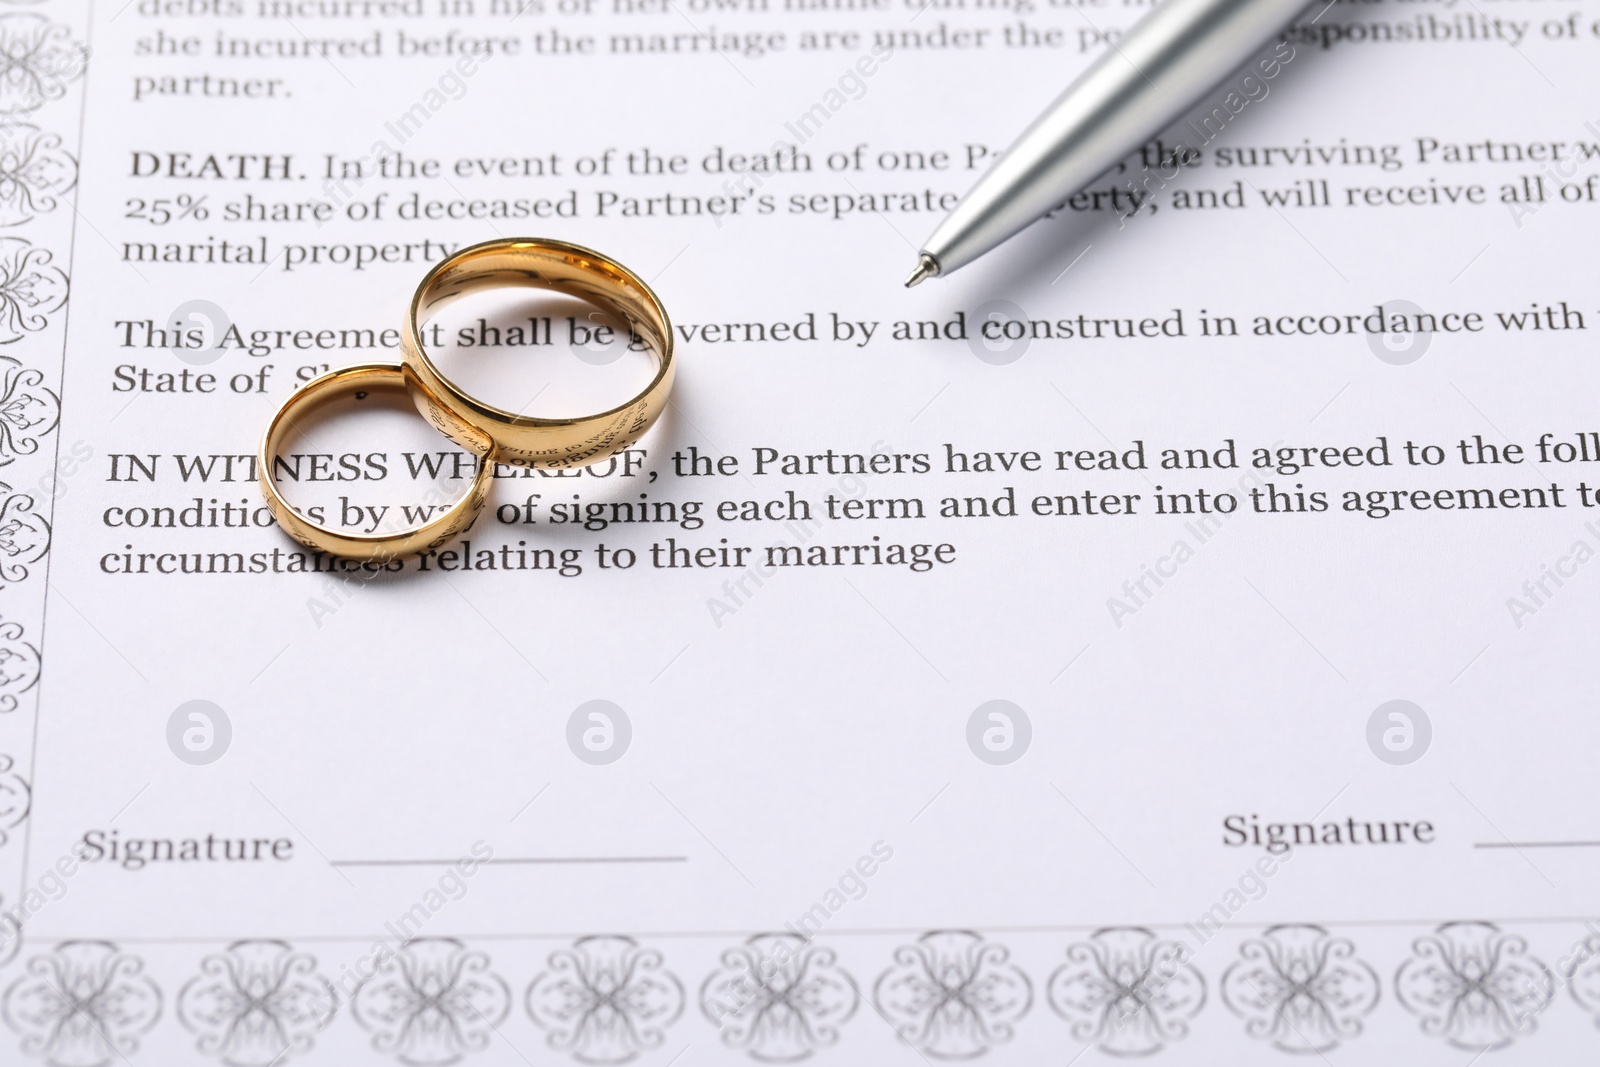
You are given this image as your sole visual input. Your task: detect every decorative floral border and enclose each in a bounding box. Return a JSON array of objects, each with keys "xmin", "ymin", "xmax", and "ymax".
[
  {"xmin": 0, "ymin": 0, "xmax": 85, "ymax": 1017},
  {"xmin": 0, "ymin": 922, "xmax": 1593, "ymax": 1064}
]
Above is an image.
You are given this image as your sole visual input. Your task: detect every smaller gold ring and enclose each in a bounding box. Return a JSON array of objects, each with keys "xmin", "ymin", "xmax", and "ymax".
[
  {"xmin": 401, "ymin": 238, "xmax": 675, "ymax": 469},
  {"xmin": 258, "ymin": 362, "xmax": 492, "ymax": 561}
]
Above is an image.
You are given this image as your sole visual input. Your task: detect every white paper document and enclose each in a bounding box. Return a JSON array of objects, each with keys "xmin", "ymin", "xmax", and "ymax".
[{"xmin": 0, "ymin": 0, "xmax": 1596, "ymax": 1062}]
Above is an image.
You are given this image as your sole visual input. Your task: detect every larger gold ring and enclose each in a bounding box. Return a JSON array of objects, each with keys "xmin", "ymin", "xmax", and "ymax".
[
  {"xmin": 258, "ymin": 362, "xmax": 493, "ymax": 561},
  {"xmin": 400, "ymin": 238, "xmax": 675, "ymax": 469}
]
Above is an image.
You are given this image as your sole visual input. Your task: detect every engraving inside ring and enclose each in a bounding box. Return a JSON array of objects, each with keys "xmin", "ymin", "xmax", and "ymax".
[{"xmin": 416, "ymin": 288, "xmax": 662, "ymax": 421}]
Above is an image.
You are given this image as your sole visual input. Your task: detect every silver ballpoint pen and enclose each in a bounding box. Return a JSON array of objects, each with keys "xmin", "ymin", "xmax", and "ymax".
[{"xmin": 905, "ymin": 0, "xmax": 1313, "ymax": 286}]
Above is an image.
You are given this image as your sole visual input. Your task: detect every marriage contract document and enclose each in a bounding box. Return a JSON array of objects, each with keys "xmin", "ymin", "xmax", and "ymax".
[{"xmin": 0, "ymin": 0, "xmax": 1595, "ymax": 1062}]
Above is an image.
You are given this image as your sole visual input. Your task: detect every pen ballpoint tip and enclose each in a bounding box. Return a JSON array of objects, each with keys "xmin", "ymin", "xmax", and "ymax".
[{"xmin": 904, "ymin": 253, "xmax": 939, "ymax": 288}]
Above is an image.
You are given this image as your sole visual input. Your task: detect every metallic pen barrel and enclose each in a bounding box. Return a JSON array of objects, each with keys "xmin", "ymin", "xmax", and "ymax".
[{"xmin": 908, "ymin": 0, "xmax": 1312, "ymax": 283}]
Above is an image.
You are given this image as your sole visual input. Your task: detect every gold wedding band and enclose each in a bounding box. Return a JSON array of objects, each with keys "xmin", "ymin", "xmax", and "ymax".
[
  {"xmin": 400, "ymin": 238, "xmax": 675, "ymax": 469},
  {"xmin": 258, "ymin": 362, "xmax": 493, "ymax": 561}
]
